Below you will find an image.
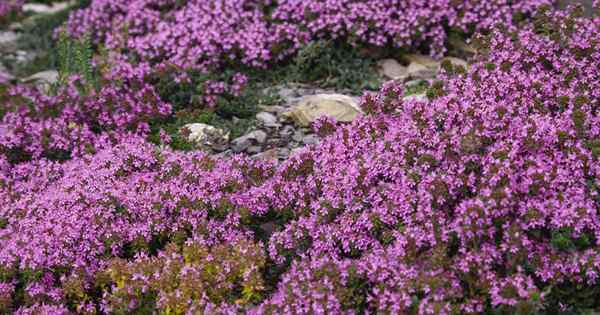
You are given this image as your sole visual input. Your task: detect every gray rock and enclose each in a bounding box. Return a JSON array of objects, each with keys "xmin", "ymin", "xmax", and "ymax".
[
  {"xmin": 256, "ymin": 111, "xmax": 278, "ymax": 126},
  {"xmin": 22, "ymin": 1, "xmax": 74, "ymax": 15},
  {"xmin": 277, "ymin": 87, "xmax": 297, "ymax": 101},
  {"xmin": 377, "ymin": 59, "xmax": 408, "ymax": 80},
  {"xmin": 278, "ymin": 148, "xmax": 291, "ymax": 159},
  {"xmin": 0, "ymin": 31, "xmax": 19, "ymax": 54},
  {"xmin": 403, "ymin": 54, "xmax": 441, "ymax": 79},
  {"xmin": 282, "ymin": 94, "xmax": 362, "ymax": 127},
  {"xmin": 249, "ymin": 130, "xmax": 268, "ymax": 144},
  {"xmin": 279, "ymin": 125, "xmax": 295, "ymax": 138},
  {"xmin": 231, "ymin": 136, "xmax": 252, "ymax": 153},
  {"xmin": 231, "ymin": 130, "xmax": 268, "ymax": 153},
  {"xmin": 292, "ymin": 130, "xmax": 304, "ymax": 142},
  {"xmin": 21, "ymin": 70, "xmax": 59, "ymax": 94},
  {"xmin": 246, "ymin": 146, "xmax": 263, "ymax": 155},
  {"xmin": 15, "ymin": 50, "xmax": 38, "ymax": 63},
  {"xmin": 181, "ymin": 123, "xmax": 229, "ymax": 145},
  {"xmin": 22, "ymin": 70, "xmax": 59, "ymax": 85},
  {"xmin": 9, "ymin": 22, "xmax": 23, "ymax": 31},
  {"xmin": 403, "ymin": 94, "xmax": 428, "ymax": 103},
  {"xmin": 302, "ymin": 134, "xmax": 320, "ymax": 145}
]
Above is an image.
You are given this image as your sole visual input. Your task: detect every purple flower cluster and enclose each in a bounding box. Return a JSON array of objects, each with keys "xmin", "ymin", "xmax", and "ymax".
[
  {"xmin": 0, "ymin": 71, "xmax": 171, "ymax": 161},
  {"xmin": 0, "ymin": 5, "xmax": 598, "ymax": 315},
  {"xmin": 0, "ymin": 0, "xmax": 22, "ymax": 19},
  {"xmin": 66, "ymin": 0, "xmax": 553, "ymax": 70}
]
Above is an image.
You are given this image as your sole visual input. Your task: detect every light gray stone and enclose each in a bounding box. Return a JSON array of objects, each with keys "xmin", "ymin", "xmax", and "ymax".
[
  {"xmin": 0, "ymin": 31, "xmax": 19, "ymax": 54},
  {"xmin": 377, "ymin": 59, "xmax": 408, "ymax": 80},
  {"xmin": 181, "ymin": 123, "xmax": 228, "ymax": 145},
  {"xmin": 279, "ymin": 125, "xmax": 295, "ymax": 138},
  {"xmin": 231, "ymin": 136, "xmax": 252, "ymax": 153},
  {"xmin": 282, "ymin": 94, "xmax": 362, "ymax": 127},
  {"xmin": 249, "ymin": 130, "xmax": 268, "ymax": 144},
  {"xmin": 292, "ymin": 130, "xmax": 304, "ymax": 142},
  {"xmin": 22, "ymin": 1, "xmax": 74, "ymax": 15},
  {"xmin": 256, "ymin": 111, "xmax": 278, "ymax": 126},
  {"xmin": 302, "ymin": 134, "xmax": 320, "ymax": 145},
  {"xmin": 403, "ymin": 94, "xmax": 428, "ymax": 103},
  {"xmin": 22, "ymin": 70, "xmax": 59, "ymax": 85}
]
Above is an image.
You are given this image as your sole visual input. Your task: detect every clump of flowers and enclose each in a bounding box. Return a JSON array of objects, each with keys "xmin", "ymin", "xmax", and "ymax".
[
  {"xmin": 0, "ymin": 0, "xmax": 23, "ymax": 20},
  {"xmin": 103, "ymin": 237, "xmax": 265, "ymax": 313},
  {"xmin": 0, "ymin": 5, "xmax": 598, "ymax": 314},
  {"xmin": 0, "ymin": 282, "xmax": 14, "ymax": 313},
  {"xmin": 66, "ymin": 0, "xmax": 553, "ymax": 70},
  {"xmin": 0, "ymin": 71, "xmax": 171, "ymax": 163}
]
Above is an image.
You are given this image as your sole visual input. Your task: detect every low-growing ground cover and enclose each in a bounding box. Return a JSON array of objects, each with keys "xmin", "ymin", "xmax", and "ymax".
[
  {"xmin": 1, "ymin": 0, "xmax": 562, "ymax": 164},
  {"xmin": 0, "ymin": 2, "xmax": 599, "ymax": 314}
]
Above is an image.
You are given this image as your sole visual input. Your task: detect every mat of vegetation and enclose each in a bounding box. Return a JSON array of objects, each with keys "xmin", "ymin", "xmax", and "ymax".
[{"xmin": 0, "ymin": 1, "xmax": 599, "ymax": 314}]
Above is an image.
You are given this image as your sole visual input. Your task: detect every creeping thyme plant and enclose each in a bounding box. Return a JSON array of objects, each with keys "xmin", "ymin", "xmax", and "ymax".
[{"xmin": 0, "ymin": 1, "xmax": 599, "ymax": 314}]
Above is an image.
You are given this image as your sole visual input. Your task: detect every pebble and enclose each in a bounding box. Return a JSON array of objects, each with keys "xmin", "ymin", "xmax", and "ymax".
[
  {"xmin": 302, "ymin": 134, "xmax": 320, "ymax": 145},
  {"xmin": 256, "ymin": 111, "xmax": 278, "ymax": 126},
  {"xmin": 292, "ymin": 130, "xmax": 304, "ymax": 142}
]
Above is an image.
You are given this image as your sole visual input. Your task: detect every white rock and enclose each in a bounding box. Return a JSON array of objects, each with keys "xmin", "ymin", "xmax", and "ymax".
[
  {"xmin": 181, "ymin": 123, "xmax": 228, "ymax": 144},
  {"xmin": 22, "ymin": 70, "xmax": 59, "ymax": 85},
  {"xmin": 403, "ymin": 94, "xmax": 428, "ymax": 103},
  {"xmin": 248, "ymin": 130, "xmax": 268, "ymax": 144},
  {"xmin": 302, "ymin": 134, "xmax": 320, "ymax": 145},
  {"xmin": 283, "ymin": 94, "xmax": 362, "ymax": 127},
  {"xmin": 22, "ymin": 1, "xmax": 74, "ymax": 15},
  {"xmin": 256, "ymin": 111, "xmax": 278, "ymax": 126},
  {"xmin": 377, "ymin": 59, "xmax": 408, "ymax": 80},
  {"xmin": 0, "ymin": 31, "xmax": 19, "ymax": 53},
  {"xmin": 231, "ymin": 136, "xmax": 251, "ymax": 153}
]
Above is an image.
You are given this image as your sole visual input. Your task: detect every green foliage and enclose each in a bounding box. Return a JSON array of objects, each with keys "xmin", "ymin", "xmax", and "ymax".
[
  {"xmin": 542, "ymin": 282, "xmax": 600, "ymax": 314},
  {"xmin": 103, "ymin": 239, "xmax": 266, "ymax": 314},
  {"xmin": 550, "ymin": 228, "xmax": 593, "ymax": 252},
  {"xmin": 288, "ymin": 40, "xmax": 381, "ymax": 92},
  {"xmin": 404, "ymin": 80, "xmax": 430, "ymax": 96},
  {"xmin": 7, "ymin": 0, "xmax": 91, "ymax": 77},
  {"xmin": 55, "ymin": 31, "xmax": 98, "ymax": 93}
]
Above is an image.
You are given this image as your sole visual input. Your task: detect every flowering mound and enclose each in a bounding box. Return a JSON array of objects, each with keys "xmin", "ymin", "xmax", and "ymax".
[
  {"xmin": 0, "ymin": 1, "xmax": 23, "ymax": 20},
  {"xmin": 67, "ymin": 0, "xmax": 553, "ymax": 69},
  {"xmin": 0, "ymin": 70, "xmax": 171, "ymax": 162},
  {"xmin": 0, "ymin": 6, "xmax": 599, "ymax": 315}
]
